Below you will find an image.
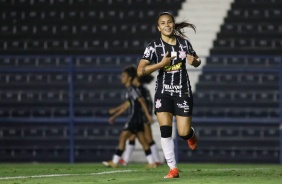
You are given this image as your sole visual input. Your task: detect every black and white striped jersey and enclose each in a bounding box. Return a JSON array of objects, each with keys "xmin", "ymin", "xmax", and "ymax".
[{"xmin": 141, "ymin": 35, "xmax": 196, "ymax": 97}]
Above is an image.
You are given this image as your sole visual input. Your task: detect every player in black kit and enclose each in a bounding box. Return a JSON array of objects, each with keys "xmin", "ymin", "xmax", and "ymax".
[
  {"xmin": 119, "ymin": 74, "xmax": 161, "ymax": 166},
  {"xmin": 137, "ymin": 12, "xmax": 201, "ymax": 178},
  {"xmin": 102, "ymin": 66, "xmax": 156, "ymax": 168}
]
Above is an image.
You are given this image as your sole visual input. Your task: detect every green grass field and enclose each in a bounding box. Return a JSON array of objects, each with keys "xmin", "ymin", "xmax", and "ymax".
[{"xmin": 0, "ymin": 163, "xmax": 281, "ymax": 184}]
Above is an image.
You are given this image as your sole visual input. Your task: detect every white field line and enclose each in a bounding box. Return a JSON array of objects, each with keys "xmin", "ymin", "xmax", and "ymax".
[
  {"xmin": 0, "ymin": 170, "xmax": 136, "ymax": 180},
  {"xmin": 0, "ymin": 168, "xmax": 271, "ymax": 180}
]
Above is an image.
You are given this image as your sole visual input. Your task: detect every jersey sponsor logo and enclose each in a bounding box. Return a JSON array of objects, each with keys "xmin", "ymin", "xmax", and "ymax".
[
  {"xmin": 164, "ymin": 62, "xmax": 182, "ymax": 72},
  {"xmin": 164, "ymin": 84, "xmax": 182, "ymax": 93},
  {"xmin": 155, "ymin": 99, "xmax": 162, "ymax": 108},
  {"xmin": 177, "ymin": 100, "xmax": 190, "ymax": 113}
]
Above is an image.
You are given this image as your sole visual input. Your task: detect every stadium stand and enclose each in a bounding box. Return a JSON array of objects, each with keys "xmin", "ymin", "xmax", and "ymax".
[
  {"xmin": 0, "ymin": 0, "xmax": 280, "ymax": 163},
  {"xmin": 0, "ymin": 0, "xmax": 185, "ymax": 162},
  {"xmin": 178, "ymin": 0, "xmax": 281, "ymax": 163},
  {"xmin": 211, "ymin": 0, "xmax": 282, "ymax": 55},
  {"xmin": 0, "ymin": 0, "xmax": 183, "ymax": 54}
]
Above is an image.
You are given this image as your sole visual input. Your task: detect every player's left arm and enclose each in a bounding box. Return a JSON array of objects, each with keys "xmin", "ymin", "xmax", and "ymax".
[{"xmin": 187, "ymin": 54, "xmax": 201, "ymax": 67}]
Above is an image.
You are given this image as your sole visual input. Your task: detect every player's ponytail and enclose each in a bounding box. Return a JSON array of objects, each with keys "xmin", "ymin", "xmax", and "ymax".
[
  {"xmin": 138, "ymin": 74, "xmax": 154, "ymax": 84},
  {"xmin": 157, "ymin": 12, "xmax": 196, "ymax": 38},
  {"xmin": 175, "ymin": 22, "xmax": 196, "ymax": 38}
]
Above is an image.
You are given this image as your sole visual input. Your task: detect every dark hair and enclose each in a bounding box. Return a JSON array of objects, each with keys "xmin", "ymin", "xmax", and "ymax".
[
  {"xmin": 156, "ymin": 12, "xmax": 196, "ymax": 38},
  {"xmin": 123, "ymin": 65, "xmax": 137, "ymax": 81},
  {"xmin": 138, "ymin": 74, "xmax": 154, "ymax": 84}
]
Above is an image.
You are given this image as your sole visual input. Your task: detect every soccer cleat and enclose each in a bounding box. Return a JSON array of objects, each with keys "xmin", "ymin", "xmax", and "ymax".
[
  {"xmin": 164, "ymin": 168, "xmax": 179, "ymax": 178},
  {"xmin": 118, "ymin": 159, "xmax": 128, "ymax": 166},
  {"xmin": 187, "ymin": 128, "xmax": 198, "ymax": 150},
  {"xmin": 145, "ymin": 163, "xmax": 157, "ymax": 169},
  {"xmin": 102, "ymin": 160, "xmax": 118, "ymax": 168}
]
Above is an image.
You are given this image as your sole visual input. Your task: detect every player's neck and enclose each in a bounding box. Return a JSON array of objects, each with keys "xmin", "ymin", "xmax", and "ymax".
[
  {"xmin": 125, "ymin": 82, "xmax": 131, "ymax": 88},
  {"xmin": 161, "ymin": 35, "xmax": 176, "ymax": 45}
]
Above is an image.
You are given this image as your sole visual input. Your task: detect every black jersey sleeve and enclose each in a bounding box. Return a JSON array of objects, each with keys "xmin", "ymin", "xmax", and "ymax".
[
  {"xmin": 130, "ymin": 86, "xmax": 142, "ymax": 101},
  {"xmin": 141, "ymin": 41, "xmax": 156, "ymax": 63},
  {"xmin": 185, "ymin": 40, "xmax": 197, "ymax": 57}
]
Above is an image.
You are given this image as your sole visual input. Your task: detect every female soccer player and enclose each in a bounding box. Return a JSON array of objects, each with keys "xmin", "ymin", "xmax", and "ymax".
[
  {"xmin": 137, "ymin": 12, "xmax": 201, "ymax": 178},
  {"xmin": 119, "ymin": 74, "xmax": 161, "ymax": 166},
  {"xmin": 102, "ymin": 66, "xmax": 156, "ymax": 168}
]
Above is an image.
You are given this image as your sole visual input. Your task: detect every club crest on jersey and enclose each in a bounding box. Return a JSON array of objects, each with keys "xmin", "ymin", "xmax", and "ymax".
[
  {"xmin": 155, "ymin": 99, "xmax": 162, "ymax": 109},
  {"xmin": 179, "ymin": 50, "xmax": 186, "ymax": 60}
]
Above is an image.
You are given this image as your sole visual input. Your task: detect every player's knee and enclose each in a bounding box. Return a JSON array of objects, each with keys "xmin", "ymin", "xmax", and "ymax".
[
  {"xmin": 178, "ymin": 125, "xmax": 192, "ymax": 136},
  {"xmin": 179, "ymin": 127, "xmax": 194, "ymax": 140},
  {"xmin": 160, "ymin": 125, "xmax": 172, "ymax": 138}
]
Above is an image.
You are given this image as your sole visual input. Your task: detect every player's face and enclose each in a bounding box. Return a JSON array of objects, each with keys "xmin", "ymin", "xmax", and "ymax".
[
  {"xmin": 121, "ymin": 72, "xmax": 130, "ymax": 85},
  {"xmin": 132, "ymin": 77, "xmax": 138, "ymax": 87},
  {"xmin": 157, "ymin": 15, "xmax": 175, "ymax": 37}
]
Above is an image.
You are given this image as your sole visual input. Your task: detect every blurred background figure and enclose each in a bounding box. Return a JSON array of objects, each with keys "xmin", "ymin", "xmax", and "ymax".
[
  {"xmin": 119, "ymin": 73, "xmax": 162, "ymax": 167},
  {"xmin": 102, "ymin": 65, "xmax": 155, "ymax": 168}
]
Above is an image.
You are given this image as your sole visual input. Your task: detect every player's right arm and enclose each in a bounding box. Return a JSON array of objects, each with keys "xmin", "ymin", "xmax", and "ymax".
[
  {"xmin": 137, "ymin": 52, "xmax": 175, "ymax": 76},
  {"xmin": 108, "ymin": 101, "xmax": 128, "ymax": 115}
]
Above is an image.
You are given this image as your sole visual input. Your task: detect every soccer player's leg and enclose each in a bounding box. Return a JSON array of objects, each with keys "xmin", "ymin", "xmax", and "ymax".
[
  {"xmin": 102, "ymin": 130, "xmax": 132, "ymax": 168},
  {"xmin": 175, "ymin": 97, "xmax": 198, "ymax": 150},
  {"xmin": 120, "ymin": 135, "xmax": 136, "ymax": 166},
  {"xmin": 156, "ymin": 97, "xmax": 179, "ymax": 178},
  {"xmin": 143, "ymin": 123, "xmax": 162, "ymax": 166},
  {"xmin": 177, "ymin": 116, "xmax": 198, "ymax": 150},
  {"xmin": 136, "ymin": 130, "xmax": 156, "ymax": 169}
]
